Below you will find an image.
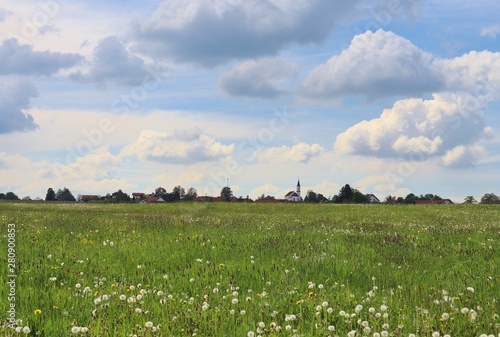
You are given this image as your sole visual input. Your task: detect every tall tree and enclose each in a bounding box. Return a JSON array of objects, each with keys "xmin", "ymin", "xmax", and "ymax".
[
  {"xmin": 305, "ymin": 190, "xmax": 317, "ymax": 203},
  {"xmin": 404, "ymin": 193, "xmax": 417, "ymax": 204},
  {"xmin": 338, "ymin": 184, "xmax": 353, "ymax": 203},
  {"xmin": 172, "ymin": 186, "xmax": 185, "ymax": 201},
  {"xmin": 112, "ymin": 190, "xmax": 130, "ymax": 202},
  {"xmin": 183, "ymin": 187, "xmax": 198, "ymax": 201},
  {"xmin": 45, "ymin": 188, "xmax": 56, "ymax": 201},
  {"xmin": 154, "ymin": 187, "xmax": 167, "ymax": 197},
  {"xmin": 480, "ymin": 193, "xmax": 499, "ymax": 204},
  {"xmin": 220, "ymin": 186, "xmax": 233, "ymax": 199},
  {"xmin": 463, "ymin": 196, "xmax": 477, "ymax": 204},
  {"xmin": 56, "ymin": 188, "xmax": 76, "ymax": 201}
]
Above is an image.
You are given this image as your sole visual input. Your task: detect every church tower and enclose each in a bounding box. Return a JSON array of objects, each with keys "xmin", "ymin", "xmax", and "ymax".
[{"xmin": 296, "ymin": 179, "xmax": 301, "ymax": 198}]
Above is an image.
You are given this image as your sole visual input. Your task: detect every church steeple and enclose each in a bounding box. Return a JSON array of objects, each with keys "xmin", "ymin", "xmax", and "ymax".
[{"xmin": 296, "ymin": 179, "xmax": 301, "ymax": 197}]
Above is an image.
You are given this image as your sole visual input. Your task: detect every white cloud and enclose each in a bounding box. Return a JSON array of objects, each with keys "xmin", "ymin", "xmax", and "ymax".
[
  {"xmin": 121, "ymin": 128, "xmax": 234, "ymax": 164},
  {"xmin": 256, "ymin": 143, "xmax": 324, "ymax": 163},
  {"xmin": 219, "ymin": 57, "xmax": 297, "ymax": 99},
  {"xmin": 70, "ymin": 36, "xmax": 157, "ymax": 87},
  {"xmin": 334, "ymin": 93, "xmax": 491, "ymax": 167},
  {"xmin": 300, "ymin": 30, "xmax": 442, "ymax": 100},
  {"xmin": 0, "ymin": 38, "xmax": 81, "ymax": 76},
  {"xmin": 442, "ymin": 145, "xmax": 486, "ymax": 168},
  {"xmin": 0, "ymin": 77, "xmax": 38, "ymax": 134},
  {"xmin": 301, "ymin": 30, "xmax": 500, "ymax": 102},
  {"xmin": 132, "ymin": 0, "xmax": 360, "ymax": 67},
  {"xmin": 481, "ymin": 24, "xmax": 500, "ymax": 38}
]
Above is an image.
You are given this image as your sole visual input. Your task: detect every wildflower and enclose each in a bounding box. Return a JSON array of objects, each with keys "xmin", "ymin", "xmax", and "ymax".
[
  {"xmin": 240, "ymin": 310, "xmax": 246, "ymax": 315},
  {"xmin": 432, "ymin": 332, "xmax": 440, "ymax": 337},
  {"xmin": 328, "ymin": 325, "xmax": 335, "ymax": 331},
  {"xmin": 135, "ymin": 308, "xmax": 142, "ymax": 313},
  {"xmin": 322, "ymin": 301, "xmax": 328, "ymax": 307},
  {"xmin": 442, "ymin": 313, "xmax": 450, "ymax": 320},
  {"xmin": 34, "ymin": 309, "xmax": 42, "ymax": 315},
  {"xmin": 75, "ymin": 283, "xmax": 81, "ymax": 289},
  {"xmin": 380, "ymin": 305, "xmax": 388, "ymax": 311},
  {"xmin": 355, "ymin": 304, "xmax": 363, "ymax": 313},
  {"xmin": 218, "ymin": 263, "xmax": 225, "ymax": 267},
  {"xmin": 347, "ymin": 330, "xmax": 356, "ymax": 337},
  {"xmin": 232, "ymin": 298, "xmax": 238, "ymax": 304},
  {"xmin": 258, "ymin": 322, "xmax": 265, "ymax": 328},
  {"xmin": 327, "ymin": 307, "xmax": 333, "ymax": 314},
  {"xmin": 466, "ymin": 287, "xmax": 474, "ymax": 293},
  {"xmin": 71, "ymin": 326, "xmax": 81, "ymax": 334},
  {"xmin": 145, "ymin": 322, "xmax": 154, "ymax": 328},
  {"xmin": 22, "ymin": 326, "xmax": 31, "ymax": 334},
  {"xmin": 247, "ymin": 331, "xmax": 255, "ymax": 337},
  {"xmin": 81, "ymin": 327, "xmax": 88, "ymax": 333},
  {"xmin": 381, "ymin": 332, "xmax": 389, "ymax": 337}
]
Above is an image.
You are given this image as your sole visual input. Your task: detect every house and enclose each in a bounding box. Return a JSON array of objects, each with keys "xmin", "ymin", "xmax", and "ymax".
[
  {"xmin": 367, "ymin": 194, "xmax": 380, "ymax": 203},
  {"xmin": 132, "ymin": 192, "xmax": 145, "ymax": 201},
  {"xmin": 146, "ymin": 196, "xmax": 165, "ymax": 203},
  {"xmin": 80, "ymin": 195, "xmax": 99, "ymax": 202},
  {"xmin": 284, "ymin": 180, "xmax": 302, "ymax": 202}
]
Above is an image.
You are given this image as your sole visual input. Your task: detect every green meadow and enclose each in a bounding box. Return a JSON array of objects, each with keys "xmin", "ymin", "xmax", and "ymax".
[{"xmin": 0, "ymin": 202, "xmax": 498, "ymax": 337}]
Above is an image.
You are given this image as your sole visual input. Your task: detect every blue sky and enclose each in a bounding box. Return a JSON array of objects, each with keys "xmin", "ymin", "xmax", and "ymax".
[{"xmin": 0, "ymin": 0, "xmax": 499, "ymax": 202}]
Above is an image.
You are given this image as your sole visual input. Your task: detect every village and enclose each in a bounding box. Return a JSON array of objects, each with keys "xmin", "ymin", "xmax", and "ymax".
[{"xmin": 4, "ymin": 179, "xmax": 465, "ymax": 205}]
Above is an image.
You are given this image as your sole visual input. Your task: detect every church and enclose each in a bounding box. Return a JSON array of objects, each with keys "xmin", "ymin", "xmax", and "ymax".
[{"xmin": 284, "ymin": 180, "xmax": 302, "ymax": 202}]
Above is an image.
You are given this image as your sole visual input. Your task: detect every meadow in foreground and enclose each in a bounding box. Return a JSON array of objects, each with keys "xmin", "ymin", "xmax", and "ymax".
[{"xmin": 0, "ymin": 202, "xmax": 498, "ymax": 337}]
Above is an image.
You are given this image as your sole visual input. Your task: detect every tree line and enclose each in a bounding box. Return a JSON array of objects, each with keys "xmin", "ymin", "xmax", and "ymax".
[{"xmin": 1, "ymin": 184, "xmax": 499, "ymax": 204}]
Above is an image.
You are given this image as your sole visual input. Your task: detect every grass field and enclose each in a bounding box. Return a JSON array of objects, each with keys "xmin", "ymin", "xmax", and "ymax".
[{"xmin": 1, "ymin": 202, "xmax": 499, "ymax": 337}]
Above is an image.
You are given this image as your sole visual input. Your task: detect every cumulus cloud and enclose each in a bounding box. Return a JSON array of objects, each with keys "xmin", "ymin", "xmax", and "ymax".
[
  {"xmin": 481, "ymin": 24, "xmax": 500, "ymax": 38},
  {"xmin": 301, "ymin": 30, "xmax": 443, "ymax": 100},
  {"xmin": 0, "ymin": 38, "xmax": 81, "ymax": 76},
  {"xmin": 71, "ymin": 36, "xmax": 154, "ymax": 87},
  {"xmin": 334, "ymin": 93, "xmax": 491, "ymax": 167},
  {"xmin": 219, "ymin": 57, "xmax": 297, "ymax": 99},
  {"xmin": 301, "ymin": 30, "xmax": 500, "ymax": 101},
  {"xmin": 442, "ymin": 145, "xmax": 486, "ymax": 168},
  {"xmin": 132, "ymin": 0, "xmax": 360, "ymax": 67},
  {"xmin": 121, "ymin": 128, "xmax": 234, "ymax": 164},
  {"xmin": 0, "ymin": 77, "xmax": 38, "ymax": 134},
  {"xmin": 434, "ymin": 51, "xmax": 500, "ymax": 99},
  {"xmin": 256, "ymin": 142, "xmax": 324, "ymax": 163}
]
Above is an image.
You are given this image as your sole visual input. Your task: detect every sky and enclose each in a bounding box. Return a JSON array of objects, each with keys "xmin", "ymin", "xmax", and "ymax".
[{"xmin": 0, "ymin": 0, "xmax": 499, "ymax": 202}]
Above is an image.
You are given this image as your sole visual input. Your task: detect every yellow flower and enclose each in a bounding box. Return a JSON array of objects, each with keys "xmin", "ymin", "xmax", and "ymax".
[
  {"xmin": 296, "ymin": 300, "xmax": 302, "ymax": 305},
  {"xmin": 308, "ymin": 291, "xmax": 313, "ymax": 296},
  {"xmin": 111, "ymin": 283, "xmax": 116, "ymax": 288},
  {"xmin": 94, "ymin": 291, "xmax": 98, "ymax": 297},
  {"xmin": 34, "ymin": 309, "xmax": 42, "ymax": 315},
  {"xmin": 218, "ymin": 263, "xmax": 225, "ymax": 267},
  {"xmin": 53, "ymin": 306, "xmax": 59, "ymax": 309}
]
